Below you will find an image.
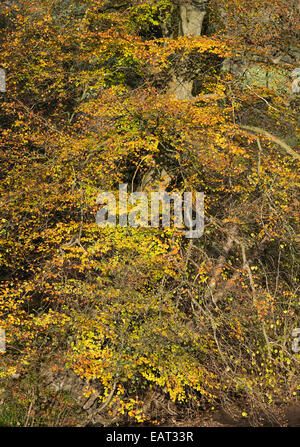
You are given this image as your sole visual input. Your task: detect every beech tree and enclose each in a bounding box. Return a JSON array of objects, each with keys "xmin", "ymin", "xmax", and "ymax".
[{"xmin": 0, "ymin": 0, "xmax": 299, "ymax": 426}]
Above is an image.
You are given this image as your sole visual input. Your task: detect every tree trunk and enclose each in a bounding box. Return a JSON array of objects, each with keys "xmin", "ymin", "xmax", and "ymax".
[
  {"xmin": 179, "ymin": 1, "xmax": 207, "ymax": 37},
  {"xmin": 169, "ymin": 1, "xmax": 208, "ymax": 100}
]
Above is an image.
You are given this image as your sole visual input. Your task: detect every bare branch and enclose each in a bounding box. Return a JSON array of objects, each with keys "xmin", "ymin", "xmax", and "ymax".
[{"xmin": 240, "ymin": 125, "xmax": 300, "ymax": 161}]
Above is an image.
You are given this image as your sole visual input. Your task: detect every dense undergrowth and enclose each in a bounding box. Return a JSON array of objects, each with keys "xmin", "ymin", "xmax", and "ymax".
[{"xmin": 0, "ymin": 0, "xmax": 299, "ymax": 426}]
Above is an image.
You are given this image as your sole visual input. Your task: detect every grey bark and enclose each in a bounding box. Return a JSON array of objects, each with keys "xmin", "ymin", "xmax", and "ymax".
[
  {"xmin": 179, "ymin": 1, "xmax": 207, "ymax": 37},
  {"xmin": 170, "ymin": 1, "xmax": 209, "ymax": 100}
]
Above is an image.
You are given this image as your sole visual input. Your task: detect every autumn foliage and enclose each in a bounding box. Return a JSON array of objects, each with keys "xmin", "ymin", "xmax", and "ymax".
[{"xmin": 0, "ymin": 0, "xmax": 299, "ymax": 426}]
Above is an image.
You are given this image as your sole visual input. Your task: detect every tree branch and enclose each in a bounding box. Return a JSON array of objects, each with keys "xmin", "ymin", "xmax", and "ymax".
[{"xmin": 240, "ymin": 125, "xmax": 300, "ymax": 161}]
